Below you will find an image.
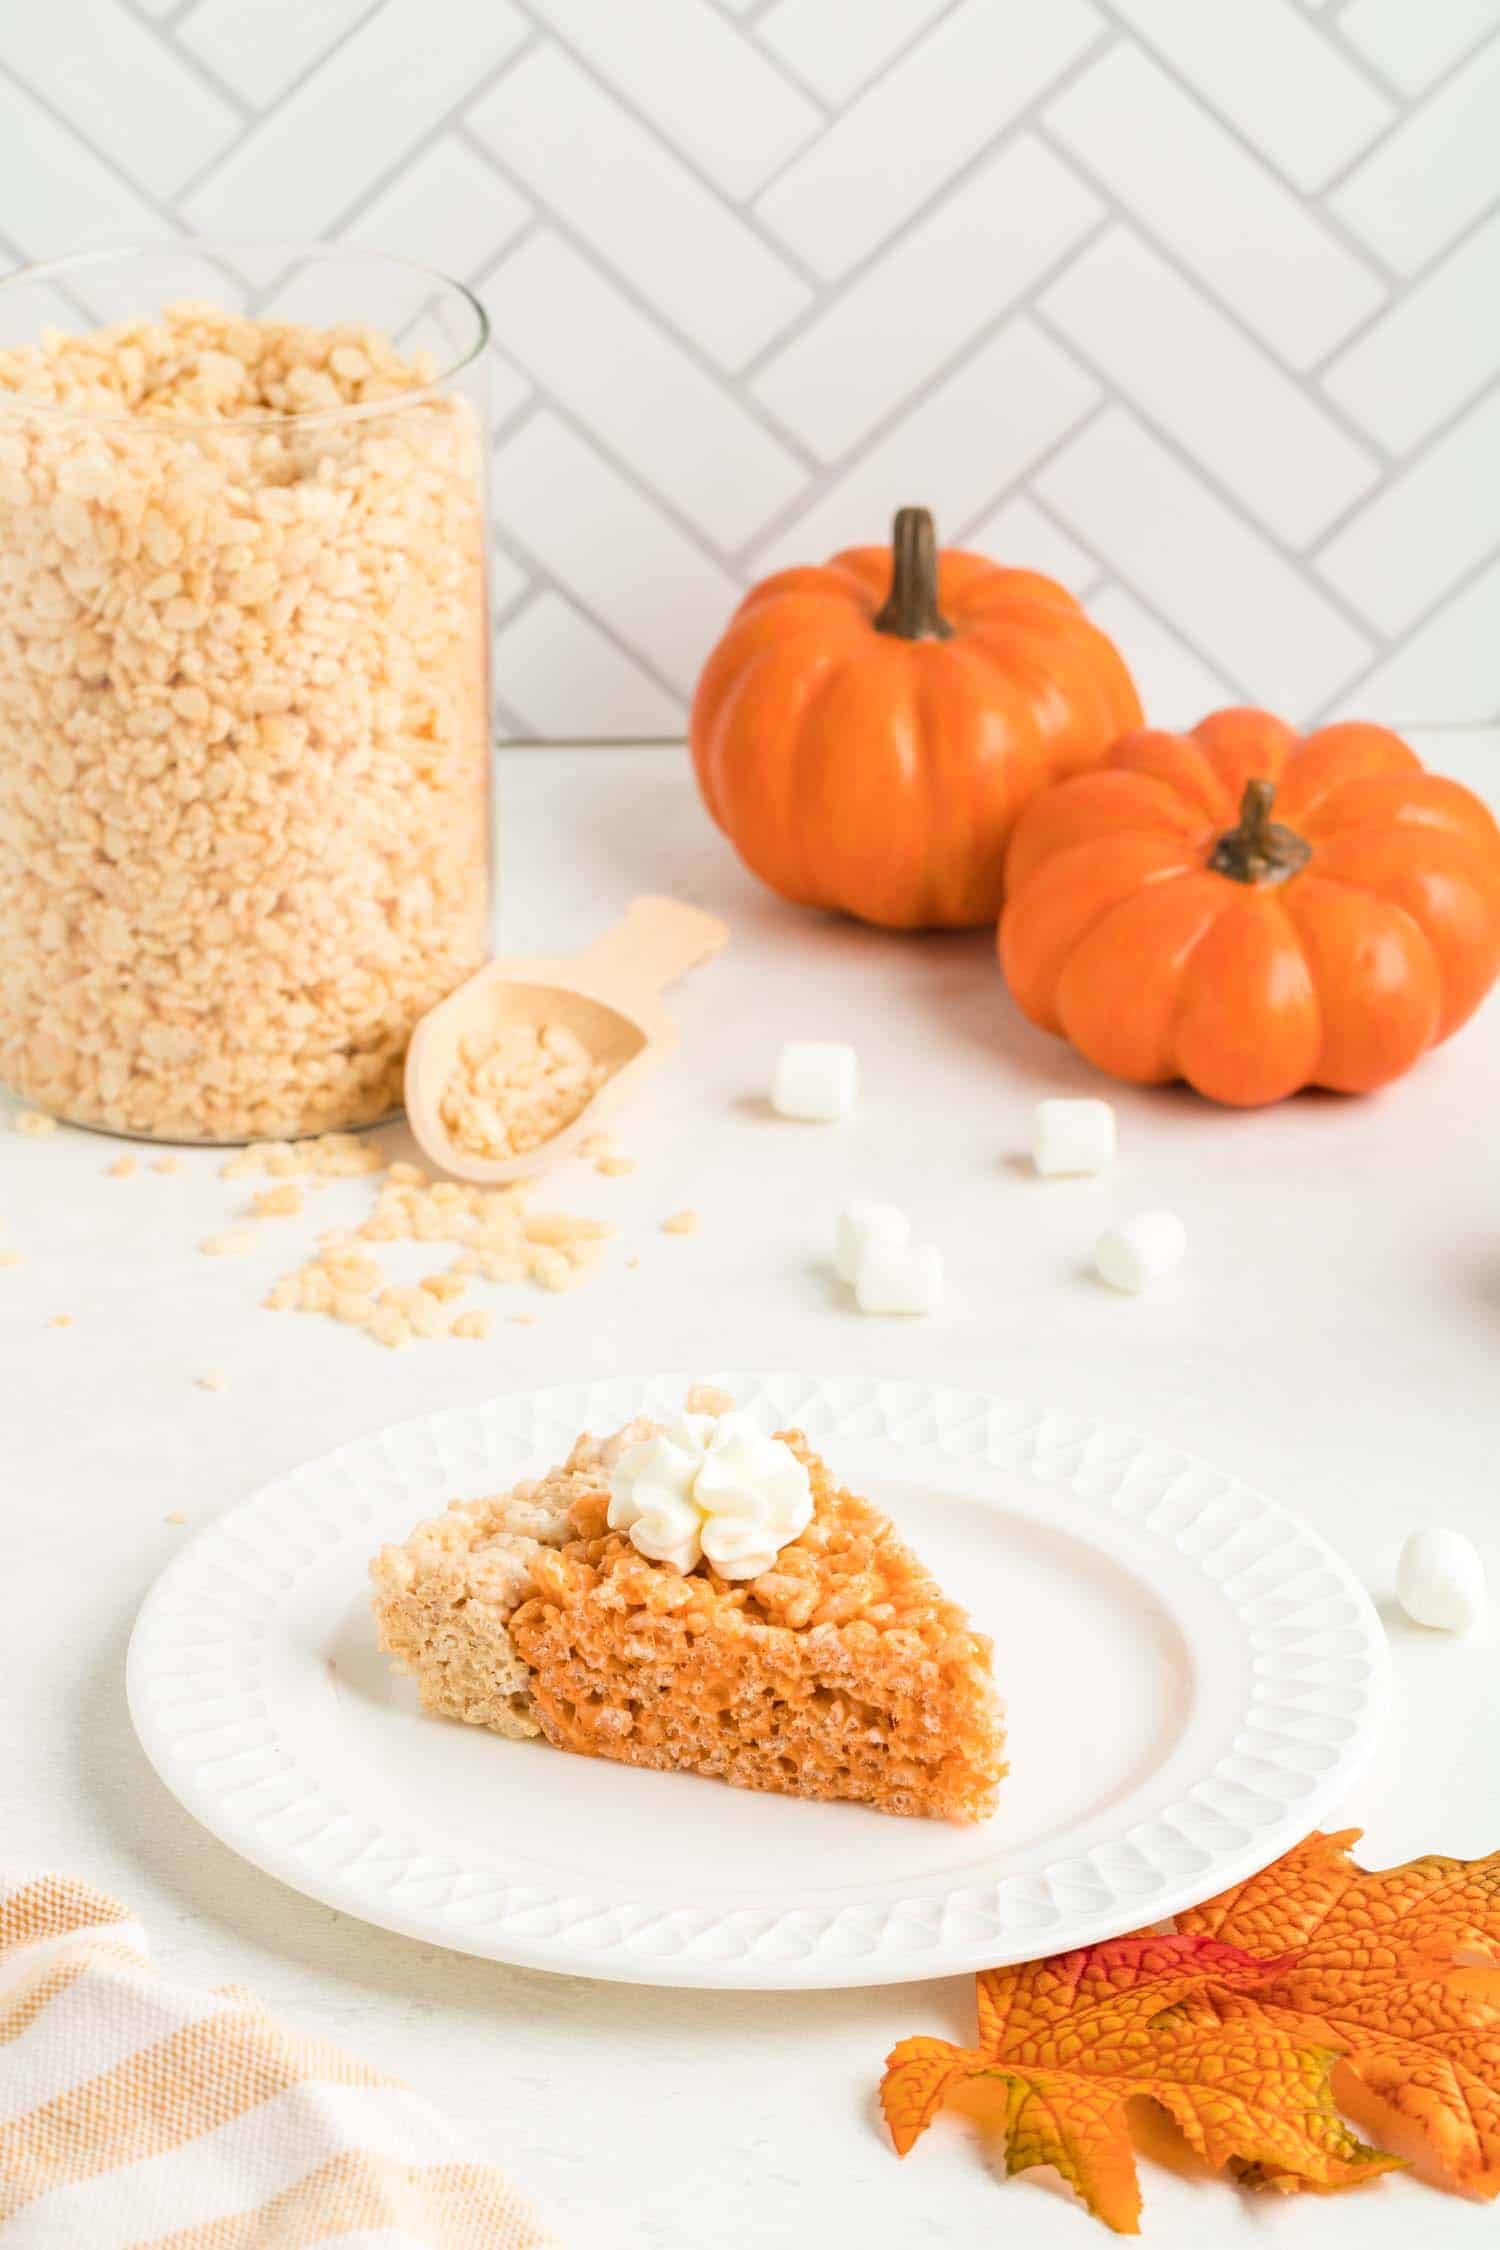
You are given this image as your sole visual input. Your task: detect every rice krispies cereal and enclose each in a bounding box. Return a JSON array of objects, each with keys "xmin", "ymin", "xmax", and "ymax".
[
  {"xmin": 0, "ymin": 302, "xmax": 488, "ymax": 1141},
  {"xmin": 440, "ymin": 1019, "xmax": 610, "ymax": 1163}
]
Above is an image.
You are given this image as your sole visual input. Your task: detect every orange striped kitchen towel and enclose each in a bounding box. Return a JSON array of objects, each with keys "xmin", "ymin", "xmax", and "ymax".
[{"xmin": 0, "ymin": 1871, "xmax": 558, "ymax": 2248}]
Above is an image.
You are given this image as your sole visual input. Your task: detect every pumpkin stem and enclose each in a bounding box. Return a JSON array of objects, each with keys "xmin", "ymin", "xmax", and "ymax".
[
  {"xmin": 873, "ymin": 506, "xmax": 954, "ymax": 642},
  {"xmin": 1209, "ymin": 777, "xmax": 1312, "ymax": 887}
]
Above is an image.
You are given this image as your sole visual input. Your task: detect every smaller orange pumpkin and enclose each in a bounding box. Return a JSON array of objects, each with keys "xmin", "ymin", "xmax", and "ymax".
[
  {"xmin": 690, "ymin": 506, "xmax": 1141, "ymax": 930},
  {"xmin": 999, "ymin": 708, "xmax": 1500, "ymax": 1106}
]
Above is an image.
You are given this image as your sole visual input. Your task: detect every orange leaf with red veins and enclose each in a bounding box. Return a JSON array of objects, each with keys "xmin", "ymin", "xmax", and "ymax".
[
  {"xmin": 1175, "ymin": 1828, "xmax": 1500, "ymax": 2197},
  {"xmin": 880, "ymin": 1932, "xmax": 1395, "ymax": 2234}
]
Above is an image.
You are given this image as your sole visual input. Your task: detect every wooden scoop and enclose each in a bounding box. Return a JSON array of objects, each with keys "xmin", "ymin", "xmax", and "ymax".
[{"xmin": 404, "ymin": 895, "xmax": 729, "ymax": 1185}]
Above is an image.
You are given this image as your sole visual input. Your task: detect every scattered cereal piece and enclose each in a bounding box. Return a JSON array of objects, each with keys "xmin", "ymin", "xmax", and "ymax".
[
  {"xmin": 164, "ymin": 1512, "xmax": 186, "ymax": 1526},
  {"xmin": 201, "ymin": 1229, "xmax": 254, "ymax": 1257},
  {"xmin": 480, "ymin": 1253, "xmax": 527, "ymax": 1283},
  {"xmin": 325, "ymin": 1258, "xmax": 383, "ymax": 1292},
  {"xmin": 310, "ymin": 1133, "xmax": 383, "ymax": 1178},
  {"xmin": 771, "ymin": 1041, "xmax": 856, "ymax": 1122},
  {"xmin": 0, "ymin": 1249, "xmax": 24, "ymax": 1270},
  {"xmin": 195, "ymin": 1369, "xmax": 228, "ymax": 1392},
  {"xmin": 153, "ymin": 1156, "xmax": 181, "ymax": 1175},
  {"xmin": 452, "ymin": 1309, "xmax": 492, "ymax": 1340},
  {"xmin": 595, "ymin": 1154, "xmax": 635, "ymax": 1177},
  {"xmin": 662, "ymin": 1209, "xmax": 700, "ymax": 1236},
  {"xmin": 253, "ymin": 1184, "xmax": 303, "ymax": 1218},
  {"xmin": 251, "ymin": 1151, "xmax": 614, "ymax": 1345},
  {"xmin": 625, "ymin": 1257, "xmax": 640, "ymax": 1270},
  {"xmin": 14, "ymin": 1109, "xmax": 58, "ymax": 1137},
  {"xmin": 297, "ymin": 1268, "xmax": 335, "ymax": 1313},
  {"xmin": 107, "ymin": 1154, "xmax": 138, "ymax": 1178},
  {"xmin": 48, "ymin": 1314, "xmax": 73, "ymax": 1329},
  {"xmin": 405, "ymin": 1294, "xmax": 451, "ymax": 1340},
  {"xmin": 525, "ymin": 1214, "xmax": 610, "ymax": 1247},
  {"xmin": 531, "ymin": 1247, "xmax": 573, "ymax": 1291}
]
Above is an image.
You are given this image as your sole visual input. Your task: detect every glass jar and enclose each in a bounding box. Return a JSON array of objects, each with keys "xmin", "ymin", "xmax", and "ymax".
[{"xmin": 0, "ymin": 242, "xmax": 492, "ymax": 1141}]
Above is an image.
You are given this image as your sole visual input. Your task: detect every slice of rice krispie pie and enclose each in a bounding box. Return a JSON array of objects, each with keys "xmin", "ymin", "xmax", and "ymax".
[{"xmin": 371, "ymin": 1388, "xmax": 1005, "ymax": 1823}]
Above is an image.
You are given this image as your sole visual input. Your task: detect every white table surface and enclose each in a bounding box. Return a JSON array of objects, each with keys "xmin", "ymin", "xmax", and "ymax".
[{"xmin": 5, "ymin": 731, "xmax": 1500, "ymax": 2249}]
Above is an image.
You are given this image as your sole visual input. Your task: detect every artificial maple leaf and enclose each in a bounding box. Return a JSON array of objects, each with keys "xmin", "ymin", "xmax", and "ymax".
[
  {"xmin": 1176, "ymin": 1828, "xmax": 1500, "ymax": 2198},
  {"xmin": 881, "ymin": 1931, "xmax": 1395, "ymax": 2234}
]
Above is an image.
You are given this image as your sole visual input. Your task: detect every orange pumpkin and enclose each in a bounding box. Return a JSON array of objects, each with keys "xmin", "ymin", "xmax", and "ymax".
[
  {"xmin": 1000, "ymin": 708, "xmax": 1500, "ymax": 1106},
  {"xmin": 690, "ymin": 507, "xmax": 1141, "ymax": 929}
]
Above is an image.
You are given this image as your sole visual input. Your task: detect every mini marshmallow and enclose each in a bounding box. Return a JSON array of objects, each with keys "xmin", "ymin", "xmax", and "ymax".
[
  {"xmin": 771, "ymin": 1041, "xmax": 857, "ymax": 1121},
  {"xmin": 1095, "ymin": 1209, "xmax": 1187, "ymax": 1294},
  {"xmin": 855, "ymin": 1238, "xmax": 943, "ymax": 1316},
  {"xmin": 1396, "ymin": 1528, "xmax": 1485, "ymax": 1633},
  {"xmin": 1032, "ymin": 1097, "xmax": 1116, "ymax": 1178},
  {"xmin": 834, "ymin": 1200, "xmax": 910, "ymax": 1285}
]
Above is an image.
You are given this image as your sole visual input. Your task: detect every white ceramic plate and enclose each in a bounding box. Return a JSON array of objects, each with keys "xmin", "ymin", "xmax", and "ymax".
[{"xmin": 127, "ymin": 1374, "xmax": 1387, "ymax": 1990}]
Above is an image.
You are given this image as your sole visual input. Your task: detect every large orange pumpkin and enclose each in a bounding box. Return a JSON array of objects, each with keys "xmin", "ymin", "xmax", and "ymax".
[
  {"xmin": 690, "ymin": 507, "xmax": 1141, "ymax": 929},
  {"xmin": 1000, "ymin": 708, "xmax": 1500, "ymax": 1106}
]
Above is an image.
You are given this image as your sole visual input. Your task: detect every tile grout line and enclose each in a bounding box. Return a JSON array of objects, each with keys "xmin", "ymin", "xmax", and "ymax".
[
  {"xmin": 500, "ymin": 0, "xmax": 829, "ymax": 278},
  {"xmin": 111, "ymin": 0, "xmax": 260, "ymax": 125},
  {"xmin": 736, "ymin": 0, "xmax": 966, "ymax": 109},
  {"xmin": 727, "ymin": 211, "xmax": 1118, "ymax": 545},
  {"xmin": 459, "ymin": 177, "xmax": 826, "ymax": 480},
  {"xmin": 5, "ymin": 3, "xmax": 1496, "ymax": 737},
  {"xmin": 1026, "ymin": 306, "xmax": 1394, "ymax": 671},
  {"xmin": 0, "ymin": 52, "xmax": 193, "ymax": 228},
  {"xmin": 1026, "ymin": 116, "xmax": 1422, "ymax": 489},
  {"xmin": 167, "ymin": 15, "xmax": 536, "ymax": 222},
  {"xmin": 161, "ymin": 2, "xmax": 413, "ymax": 211},
  {"xmin": 732, "ymin": 0, "xmax": 974, "ymax": 205},
  {"xmin": 1305, "ymin": 371, "xmax": 1500, "ymax": 568},
  {"xmin": 1088, "ymin": 0, "xmax": 1406, "ymax": 291},
  {"xmin": 1321, "ymin": 17, "xmax": 1500, "ymax": 155},
  {"xmin": 1308, "ymin": 186, "xmax": 1500, "ymax": 381},
  {"xmin": 299, "ymin": 33, "xmax": 542, "ymax": 246},
  {"xmin": 1024, "ymin": 298, "xmax": 1381, "ymax": 577},
  {"xmin": 1309, "ymin": 540, "xmax": 1500, "ymax": 726},
  {"xmin": 486, "ymin": 415, "xmax": 703, "ymax": 713},
  {"xmin": 736, "ymin": 16, "xmax": 1119, "ymax": 316}
]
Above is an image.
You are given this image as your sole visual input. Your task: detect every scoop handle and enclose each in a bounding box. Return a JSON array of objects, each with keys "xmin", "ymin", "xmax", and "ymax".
[{"xmin": 573, "ymin": 896, "xmax": 729, "ymax": 996}]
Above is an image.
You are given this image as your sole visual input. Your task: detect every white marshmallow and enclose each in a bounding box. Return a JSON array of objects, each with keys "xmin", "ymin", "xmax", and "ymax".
[
  {"xmin": 1095, "ymin": 1209, "xmax": 1187, "ymax": 1294},
  {"xmin": 834, "ymin": 1200, "xmax": 910, "ymax": 1285},
  {"xmin": 1032, "ymin": 1097, "xmax": 1116, "ymax": 1178},
  {"xmin": 855, "ymin": 1238, "xmax": 943, "ymax": 1316},
  {"xmin": 771, "ymin": 1041, "xmax": 857, "ymax": 1121},
  {"xmin": 1396, "ymin": 1528, "xmax": 1485, "ymax": 1632}
]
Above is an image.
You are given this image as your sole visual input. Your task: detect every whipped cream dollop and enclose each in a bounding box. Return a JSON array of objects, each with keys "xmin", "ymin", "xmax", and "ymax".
[{"xmin": 607, "ymin": 1411, "xmax": 813, "ymax": 1579}]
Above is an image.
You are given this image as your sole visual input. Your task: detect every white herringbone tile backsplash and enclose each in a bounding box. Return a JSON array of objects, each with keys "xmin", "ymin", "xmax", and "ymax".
[{"xmin": 4, "ymin": 0, "xmax": 1498, "ymax": 739}]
